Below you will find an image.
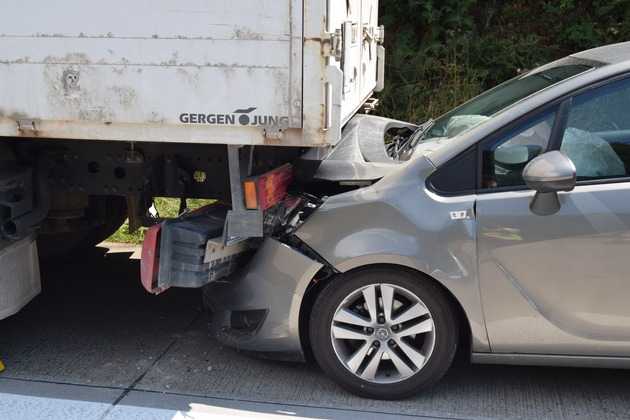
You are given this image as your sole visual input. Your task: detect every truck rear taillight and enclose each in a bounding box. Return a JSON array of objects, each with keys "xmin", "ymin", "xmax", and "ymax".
[{"xmin": 243, "ymin": 164, "xmax": 293, "ymax": 211}]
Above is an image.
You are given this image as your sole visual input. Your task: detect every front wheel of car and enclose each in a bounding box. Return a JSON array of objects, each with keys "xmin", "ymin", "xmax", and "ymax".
[{"xmin": 309, "ymin": 268, "xmax": 459, "ymax": 400}]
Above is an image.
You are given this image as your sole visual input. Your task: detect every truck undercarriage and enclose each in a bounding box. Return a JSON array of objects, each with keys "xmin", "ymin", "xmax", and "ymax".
[{"xmin": 0, "ymin": 138, "xmax": 307, "ymax": 256}]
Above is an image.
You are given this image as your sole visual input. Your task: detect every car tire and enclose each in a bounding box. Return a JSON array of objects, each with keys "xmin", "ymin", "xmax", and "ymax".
[{"xmin": 309, "ymin": 267, "xmax": 458, "ymax": 400}]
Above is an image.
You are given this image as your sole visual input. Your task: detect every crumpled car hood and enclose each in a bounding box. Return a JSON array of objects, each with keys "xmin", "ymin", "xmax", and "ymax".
[{"xmin": 311, "ymin": 115, "xmax": 416, "ymax": 182}]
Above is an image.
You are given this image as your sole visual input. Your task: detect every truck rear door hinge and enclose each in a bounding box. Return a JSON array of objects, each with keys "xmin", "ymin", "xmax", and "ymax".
[
  {"xmin": 375, "ymin": 25, "xmax": 385, "ymax": 44},
  {"xmin": 362, "ymin": 25, "xmax": 385, "ymax": 44}
]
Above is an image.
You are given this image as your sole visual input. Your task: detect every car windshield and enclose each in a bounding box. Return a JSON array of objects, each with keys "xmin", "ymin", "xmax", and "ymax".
[{"xmin": 414, "ymin": 58, "xmax": 597, "ymax": 144}]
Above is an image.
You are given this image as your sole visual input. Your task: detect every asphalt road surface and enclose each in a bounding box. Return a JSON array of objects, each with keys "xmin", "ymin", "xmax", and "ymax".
[{"xmin": 1, "ymin": 244, "xmax": 629, "ymax": 420}]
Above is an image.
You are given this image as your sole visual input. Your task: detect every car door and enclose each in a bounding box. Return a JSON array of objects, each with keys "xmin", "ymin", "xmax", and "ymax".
[{"xmin": 476, "ymin": 76, "xmax": 630, "ymax": 356}]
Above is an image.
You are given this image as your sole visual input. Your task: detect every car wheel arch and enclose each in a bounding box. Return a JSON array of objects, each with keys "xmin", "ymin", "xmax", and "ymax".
[{"xmin": 297, "ymin": 263, "xmax": 473, "ymax": 363}]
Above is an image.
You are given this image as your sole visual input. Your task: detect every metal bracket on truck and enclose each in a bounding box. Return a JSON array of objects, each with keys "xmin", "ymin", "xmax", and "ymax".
[
  {"xmin": 322, "ymin": 29, "xmax": 344, "ymax": 61},
  {"xmin": 0, "ymin": 153, "xmax": 50, "ymax": 241},
  {"xmin": 223, "ymin": 146, "xmax": 264, "ymax": 246},
  {"xmin": 325, "ymin": 66, "xmax": 344, "ymax": 146},
  {"xmin": 376, "ymin": 45, "xmax": 386, "ymax": 93}
]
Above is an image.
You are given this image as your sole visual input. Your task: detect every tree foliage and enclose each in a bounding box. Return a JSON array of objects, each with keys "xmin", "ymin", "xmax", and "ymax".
[{"xmin": 378, "ymin": 0, "xmax": 630, "ymax": 122}]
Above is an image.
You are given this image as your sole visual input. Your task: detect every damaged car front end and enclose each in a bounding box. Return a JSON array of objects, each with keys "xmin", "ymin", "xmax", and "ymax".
[
  {"xmin": 202, "ymin": 114, "xmax": 414, "ymax": 361},
  {"xmin": 202, "ymin": 236, "xmax": 325, "ymax": 360}
]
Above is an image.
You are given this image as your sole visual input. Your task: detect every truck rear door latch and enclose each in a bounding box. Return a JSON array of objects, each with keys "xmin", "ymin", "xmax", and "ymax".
[{"xmin": 322, "ymin": 29, "xmax": 343, "ymax": 62}]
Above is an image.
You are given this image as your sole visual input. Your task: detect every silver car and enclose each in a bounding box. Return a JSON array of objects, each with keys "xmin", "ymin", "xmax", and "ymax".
[{"xmin": 204, "ymin": 42, "xmax": 630, "ymax": 399}]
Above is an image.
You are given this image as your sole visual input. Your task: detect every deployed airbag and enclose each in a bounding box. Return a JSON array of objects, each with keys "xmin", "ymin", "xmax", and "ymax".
[
  {"xmin": 445, "ymin": 115, "xmax": 490, "ymax": 137},
  {"xmin": 561, "ymin": 128, "xmax": 626, "ymax": 178}
]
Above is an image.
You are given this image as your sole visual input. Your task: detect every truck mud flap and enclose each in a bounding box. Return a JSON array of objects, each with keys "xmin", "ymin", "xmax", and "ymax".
[{"xmin": 140, "ymin": 205, "xmax": 251, "ymax": 294}]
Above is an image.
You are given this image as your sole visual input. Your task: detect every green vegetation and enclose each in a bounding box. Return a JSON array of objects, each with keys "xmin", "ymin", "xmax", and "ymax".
[
  {"xmin": 109, "ymin": 198, "xmax": 214, "ymax": 244},
  {"xmin": 378, "ymin": 0, "xmax": 630, "ymax": 123}
]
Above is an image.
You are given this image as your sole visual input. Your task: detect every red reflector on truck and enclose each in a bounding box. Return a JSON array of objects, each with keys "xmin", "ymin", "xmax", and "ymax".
[
  {"xmin": 244, "ymin": 164, "xmax": 293, "ymax": 210},
  {"xmin": 140, "ymin": 224, "xmax": 168, "ymax": 295}
]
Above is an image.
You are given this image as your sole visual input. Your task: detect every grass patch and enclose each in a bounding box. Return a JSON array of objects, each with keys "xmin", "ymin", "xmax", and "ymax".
[{"xmin": 108, "ymin": 198, "xmax": 215, "ymax": 244}]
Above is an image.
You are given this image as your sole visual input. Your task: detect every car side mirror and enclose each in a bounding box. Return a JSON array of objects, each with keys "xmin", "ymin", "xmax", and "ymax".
[{"xmin": 522, "ymin": 151, "xmax": 576, "ymax": 216}]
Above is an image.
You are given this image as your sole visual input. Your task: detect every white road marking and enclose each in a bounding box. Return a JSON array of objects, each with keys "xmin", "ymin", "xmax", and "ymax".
[
  {"xmin": 0, "ymin": 392, "xmax": 325, "ymax": 420},
  {"xmin": 0, "ymin": 386, "xmax": 441, "ymax": 420},
  {"xmin": 0, "ymin": 393, "xmax": 111, "ymax": 420}
]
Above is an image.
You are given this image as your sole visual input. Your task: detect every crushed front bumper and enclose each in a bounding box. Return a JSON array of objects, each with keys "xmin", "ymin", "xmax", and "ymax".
[{"xmin": 203, "ymin": 238, "xmax": 323, "ymax": 361}]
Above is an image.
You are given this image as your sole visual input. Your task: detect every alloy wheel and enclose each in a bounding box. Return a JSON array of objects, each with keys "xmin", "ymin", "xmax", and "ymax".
[{"xmin": 330, "ymin": 283, "xmax": 436, "ymax": 384}]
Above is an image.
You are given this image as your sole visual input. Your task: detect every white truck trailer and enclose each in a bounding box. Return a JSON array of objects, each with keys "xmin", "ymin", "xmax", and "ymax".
[{"xmin": 0, "ymin": 0, "xmax": 387, "ymax": 317}]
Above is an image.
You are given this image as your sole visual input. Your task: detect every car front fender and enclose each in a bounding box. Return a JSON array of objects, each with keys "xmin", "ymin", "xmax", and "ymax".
[{"xmin": 295, "ymin": 162, "xmax": 490, "ymax": 352}]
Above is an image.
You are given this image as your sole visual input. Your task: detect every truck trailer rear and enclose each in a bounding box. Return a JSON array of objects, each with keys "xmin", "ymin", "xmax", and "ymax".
[
  {"xmin": 0, "ymin": 0, "xmax": 383, "ymax": 146},
  {"xmin": 0, "ymin": 0, "xmax": 386, "ymax": 317}
]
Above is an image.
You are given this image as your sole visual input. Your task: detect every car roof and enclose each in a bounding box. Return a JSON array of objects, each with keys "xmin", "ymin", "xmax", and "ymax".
[{"xmin": 572, "ymin": 41, "xmax": 630, "ymax": 65}]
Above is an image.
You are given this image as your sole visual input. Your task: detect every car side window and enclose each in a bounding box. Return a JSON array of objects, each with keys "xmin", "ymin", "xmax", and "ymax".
[
  {"xmin": 481, "ymin": 111, "xmax": 556, "ymax": 190},
  {"xmin": 561, "ymin": 77, "xmax": 630, "ymax": 181},
  {"xmin": 429, "ymin": 147, "xmax": 477, "ymax": 195}
]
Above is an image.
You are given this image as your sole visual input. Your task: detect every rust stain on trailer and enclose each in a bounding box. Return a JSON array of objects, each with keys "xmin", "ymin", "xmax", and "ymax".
[
  {"xmin": 304, "ymin": 37, "xmax": 333, "ymax": 60},
  {"xmin": 263, "ymin": 136, "xmax": 283, "ymax": 145}
]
